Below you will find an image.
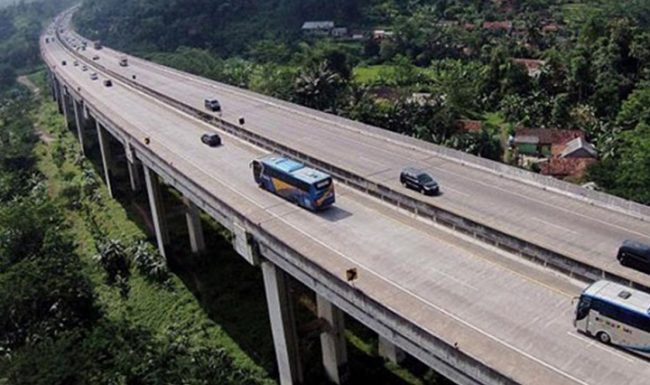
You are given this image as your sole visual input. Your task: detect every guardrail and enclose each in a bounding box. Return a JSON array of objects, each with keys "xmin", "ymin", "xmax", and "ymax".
[
  {"xmin": 52, "ymin": 27, "xmax": 650, "ymax": 292},
  {"xmin": 42, "ymin": 34, "xmax": 519, "ymax": 385}
]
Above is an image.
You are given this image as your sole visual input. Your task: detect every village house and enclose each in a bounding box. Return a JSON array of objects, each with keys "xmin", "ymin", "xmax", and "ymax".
[
  {"xmin": 513, "ymin": 128, "xmax": 584, "ymax": 157},
  {"xmin": 331, "ymin": 27, "xmax": 348, "ymax": 38},
  {"xmin": 457, "ymin": 120, "xmax": 484, "ymax": 133},
  {"xmin": 373, "ymin": 30, "xmax": 395, "ymax": 40},
  {"xmin": 482, "ymin": 20, "xmax": 513, "ymax": 33},
  {"xmin": 301, "ymin": 21, "xmax": 335, "ymax": 36},
  {"xmin": 513, "ymin": 58, "xmax": 546, "ymax": 77}
]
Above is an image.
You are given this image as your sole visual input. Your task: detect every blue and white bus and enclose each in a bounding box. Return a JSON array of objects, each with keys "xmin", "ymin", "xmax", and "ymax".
[
  {"xmin": 251, "ymin": 155, "xmax": 335, "ymax": 211},
  {"xmin": 575, "ymin": 280, "xmax": 650, "ymax": 354}
]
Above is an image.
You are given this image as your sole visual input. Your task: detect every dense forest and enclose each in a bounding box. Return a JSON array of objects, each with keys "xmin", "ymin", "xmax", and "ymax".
[
  {"xmin": 75, "ymin": 0, "xmax": 650, "ymax": 205},
  {"xmin": 0, "ymin": 0, "xmax": 78, "ymax": 89}
]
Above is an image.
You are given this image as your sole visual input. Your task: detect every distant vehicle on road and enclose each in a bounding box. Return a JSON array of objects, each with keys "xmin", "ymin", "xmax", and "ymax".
[
  {"xmin": 81, "ymin": 65, "xmax": 88, "ymax": 72},
  {"xmin": 93, "ymin": 40, "xmax": 102, "ymax": 49},
  {"xmin": 251, "ymin": 155, "xmax": 335, "ymax": 211},
  {"xmin": 201, "ymin": 133, "xmax": 221, "ymax": 147},
  {"xmin": 103, "ymin": 79, "xmax": 112, "ymax": 87},
  {"xmin": 575, "ymin": 280, "xmax": 650, "ymax": 355},
  {"xmin": 400, "ymin": 167, "xmax": 439, "ymax": 195},
  {"xmin": 61, "ymin": 60, "xmax": 67, "ymax": 66},
  {"xmin": 73, "ymin": 60, "xmax": 79, "ymax": 66},
  {"xmin": 92, "ymin": 55, "xmax": 100, "ymax": 61},
  {"xmin": 90, "ymin": 72, "xmax": 98, "ymax": 80},
  {"xmin": 618, "ymin": 240, "xmax": 650, "ymax": 269},
  {"xmin": 119, "ymin": 57, "xmax": 128, "ymax": 66},
  {"xmin": 204, "ymin": 98, "xmax": 221, "ymax": 113}
]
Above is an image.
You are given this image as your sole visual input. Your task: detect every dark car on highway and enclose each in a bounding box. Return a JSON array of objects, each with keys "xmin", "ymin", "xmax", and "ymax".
[
  {"xmin": 204, "ymin": 98, "xmax": 221, "ymax": 113},
  {"xmin": 400, "ymin": 167, "xmax": 439, "ymax": 195},
  {"xmin": 201, "ymin": 133, "xmax": 221, "ymax": 147},
  {"xmin": 618, "ymin": 240, "xmax": 650, "ymax": 270},
  {"xmin": 103, "ymin": 79, "xmax": 112, "ymax": 87}
]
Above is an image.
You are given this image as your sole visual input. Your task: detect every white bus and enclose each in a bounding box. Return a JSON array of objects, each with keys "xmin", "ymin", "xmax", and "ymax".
[{"xmin": 575, "ymin": 280, "xmax": 650, "ymax": 354}]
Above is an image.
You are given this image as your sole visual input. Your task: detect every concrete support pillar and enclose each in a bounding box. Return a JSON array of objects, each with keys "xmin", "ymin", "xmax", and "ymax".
[
  {"xmin": 59, "ymin": 84, "xmax": 70, "ymax": 127},
  {"xmin": 378, "ymin": 336, "xmax": 405, "ymax": 364},
  {"xmin": 49, "ymin": 73, "xmax": 57, "ymax": 102},
  {"xmin": 262, "ymin": 261, "xmax": 303, "ymax": 385},
  {"xmin": 317, "ymin": 295, "xmax": 349, "ymax": 384},
  {"xmin": 73, "ymin": 99, "xmax": 86, "ymax": 153},
  {"xmin": 53, "ymin": 77, "xmax": 62, "ymax": 112},
  {"xmin": 143, "ymin": 165, "xmax": 170, "ymax": 258},
  {"xmin": 126, "ymin": 158, "xmax": 142, "ymax": 192},
  {"xmin": 95, "ymin": 121, "xmax": 114, "ymax": 198},
  {"xmin": 183, "ymin": 197, "xmax": 206, "ymax": 254}
]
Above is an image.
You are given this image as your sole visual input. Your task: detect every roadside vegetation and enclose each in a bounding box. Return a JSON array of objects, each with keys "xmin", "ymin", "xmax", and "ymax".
[
  {"xmin": 0, "ymin": 67, "xmax": 277, "ymax": 384},
  {"xmin": 76, "ymin": 0, "xmax": 650, "ymax": 204}
]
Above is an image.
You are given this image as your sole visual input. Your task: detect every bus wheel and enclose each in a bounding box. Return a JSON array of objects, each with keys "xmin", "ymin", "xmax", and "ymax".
[{"xmin": 597, "ymin": 332, "xmax": 611, "ymax": 344}]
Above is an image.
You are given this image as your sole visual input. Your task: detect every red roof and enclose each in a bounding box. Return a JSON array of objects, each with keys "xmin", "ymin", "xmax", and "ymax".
[
  {"xmin": 457, "ymin": 120, "xmax": 483, "ymax": 133},
  {"xmin": 542, "ymin": 23, "xmax": 561, "ymax": 33},
  {"xmin": 514, "ymin": 128, "xmax": 584, "ymax": 145},
  {"xmin": 513, "ymin": 59, "xmax": 545, "ymax": 74},
  {"xmin": 482, "ymin": 21, "xmax": 513, "ymax": 31},
  {"xmin": 540, "ymin": 158, "xmax": 596, "ymax": 179}
]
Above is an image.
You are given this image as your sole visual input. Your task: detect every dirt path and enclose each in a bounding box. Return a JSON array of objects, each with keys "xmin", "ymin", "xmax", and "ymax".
[
  {"xmin": 17, "ymin": 75, "xmax": 55, "ymax": 144},
  {"xmin": 17, "ymin": 75, "xmax": 40, "ymax": 95}
]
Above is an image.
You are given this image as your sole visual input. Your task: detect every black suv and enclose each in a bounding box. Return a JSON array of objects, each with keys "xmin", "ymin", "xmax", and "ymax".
[
  {"xmin": 400, "ymin": 167, "xmax": 439, "ymax": 195},
  {"xmin": 204, "ymin": 98, "xmax": 221, "ymax": 112},
  {"xmin": 618, "ymin": 240, "xmax": 650, "ymax": 270},
  {"xmin": 201, "ymin": 133, "xmax": 221, "ymax": 147}
]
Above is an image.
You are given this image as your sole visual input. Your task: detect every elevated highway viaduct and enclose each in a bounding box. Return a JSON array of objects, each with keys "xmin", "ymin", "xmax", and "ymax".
[{"xmin": 41, "ymin": 9, "xmax": 650, "ymax": 385}]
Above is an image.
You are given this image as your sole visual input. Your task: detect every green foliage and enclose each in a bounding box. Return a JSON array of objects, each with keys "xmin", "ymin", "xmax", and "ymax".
[
  {"xmin": 3, "ymin": 320, "xmax": 266, "ymax": 385},
  {"xmin": 131, "ymin": 239, "xmax": 169, "ymax": 284},
  {"xmin": 0, "ymin": 0, "xmax": 75, "ymax": 87},
  {"xmin": 588, "ymin": 122, "xmax": 650, "ymax": 204},
  {"xmin": 0, "ymin": 197, "xmax": 99, "ymax": 351},
  {"xmin": 93, "ymin": 238, "xmax": 131, "ymax": 296}
]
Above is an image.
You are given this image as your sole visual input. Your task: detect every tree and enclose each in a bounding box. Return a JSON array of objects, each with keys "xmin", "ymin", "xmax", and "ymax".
[
  {"xmin": 588, "ymin": 122, "xmax": 650, "ymax": 205},
  {"xmin": 293, "ymin": 61, "xmax": 347, "ymax": 113}
]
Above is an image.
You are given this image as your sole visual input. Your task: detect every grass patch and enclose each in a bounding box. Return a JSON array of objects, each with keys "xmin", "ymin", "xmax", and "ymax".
[{"xmin": 354, "ymin": 65, "xmax": 397, "ymax": 83}]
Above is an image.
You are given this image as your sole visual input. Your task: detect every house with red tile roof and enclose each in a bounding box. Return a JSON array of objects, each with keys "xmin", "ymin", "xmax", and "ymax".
[
  {"xmin": 513, "ymin": 59, "xmax": 546, "ymax": 77},
  {"xmin": 457, "ymin": 120, "xmax": 484, "ymax": 133},
  {"xmin": 514, "ymin": 128, "xmax": 584, "ymax": 157},
  {"xmin": 482, "ymin": 21, "xmax": 513, "ymax": 32},
  {"xmin": 540, "ymin": 158, "xmax": 596, "ymax": 180}
]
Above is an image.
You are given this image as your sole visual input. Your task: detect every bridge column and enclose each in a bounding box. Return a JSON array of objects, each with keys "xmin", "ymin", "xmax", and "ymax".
[
  {"xmin": 262, "ymin": 261, "xmax": 303, "ymax": 385},
  {"xmin": 73, "ymin": 98, "xmax": 86, "ymax": 153},
  {"xmin": 123, "ymin": 142, "xmax": 142, "ymax": 192},
  {"xmin": 59, "ymin": 84, "xmax": 70, "ymax": 128},
  {"xmin": 53, "ymin": 77, "xmax": 63, "ymax": 113},
  {"xmin": 143, "ymin": 165, "xmax": 170, "ymax": 258},
  {"xmin": 317, "ymin": 295, "xmax": 349, "ymax": 384},
  {"xmin": 183, "ymin": 197, "xmax": 206, "ymax": 254},
  {"xmin": 95, "ymin": 121, "xmax": 114, "ymax": 198},
  {"xmin": 49, "ymin": 71, "xmax": 57, "ymax": 102},
  {"xmin": 126, "ymin": 158, "xmax": 142, "ymax": 192},
  {"xmin": 378, "ymin": 336, "xmax": 405, "ymax": 364}
]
